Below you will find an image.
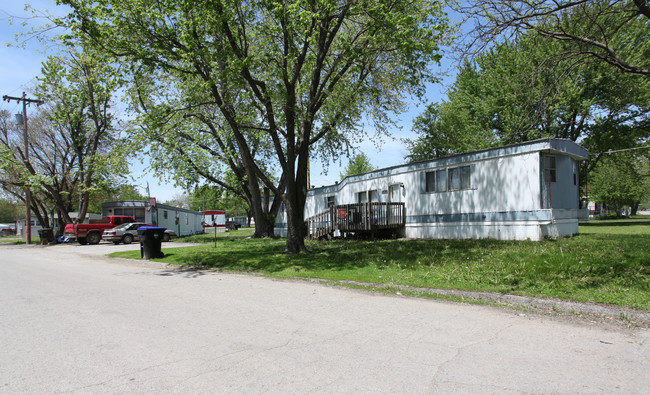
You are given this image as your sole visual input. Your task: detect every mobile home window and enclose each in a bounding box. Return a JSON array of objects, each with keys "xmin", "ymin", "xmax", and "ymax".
[
  {"xmin": 326, "ymin": 196, "xmax": 335, "ymax": 208},
  {"xmin": 543, "ymin": 155, "xmax": 556, "ymax": 183},
  {"xmin": 425, "ymin": 169, "xmax": 447, "ymax": 192},
  {"xmin": 425, "ymin": 171, "xmax": 436, "ymax": 192},
  {"xmin": 435, "ymin": 169, "xmax": 447, "ymax": 192},
  {"xmin": 163, "ymin": 210, "xmax": 168, "ymax": 219},
  {"xmin": 448, "ymin": 166, "xmax": 471, "ymax": 191},
  {"xmin": 135, "ymin": 208, "xmax": 146, "ymax": 222},
  {"xmin": 358, "ymin": 191, "xmax": 368, "ymax": 204},
  {"xmin": 369, "ymin": 190, "xmax": 379, "ymax": 203},
  {"xmin": 573, "ymin": 160, "xmax": 578, "ymax": 186}
]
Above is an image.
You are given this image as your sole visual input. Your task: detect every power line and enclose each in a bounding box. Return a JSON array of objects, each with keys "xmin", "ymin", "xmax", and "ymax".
[{"xmin": 603, "ymin": 145, "xmax": 650, "ymax": 154}]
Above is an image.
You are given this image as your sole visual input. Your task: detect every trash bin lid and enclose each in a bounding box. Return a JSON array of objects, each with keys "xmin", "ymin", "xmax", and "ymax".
[{"xmin": 137, "ymin": 226, "xmax": 167, "ymax": 231}]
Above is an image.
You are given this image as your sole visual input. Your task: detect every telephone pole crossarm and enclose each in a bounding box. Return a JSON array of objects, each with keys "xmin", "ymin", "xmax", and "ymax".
[{"xmin": 3, "ymin": 94, "xmax": 44, "ymax": 106}]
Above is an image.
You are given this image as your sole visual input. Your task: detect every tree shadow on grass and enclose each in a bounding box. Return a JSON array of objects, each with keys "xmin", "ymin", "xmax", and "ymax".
[
  {"xmin": 177, "ymin": 244, "xmax": 370, "ymax": 273},
  {"xmin": 173, "ymin": 237, "xmax": 521, "ymax": 274}
]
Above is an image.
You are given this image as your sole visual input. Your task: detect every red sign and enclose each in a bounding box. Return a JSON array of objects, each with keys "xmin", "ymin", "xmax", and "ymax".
[
  {"xmin": 149, "ymin": 197, "xmax": 156, "ymax": 207},
  {"xmin": 203, "ymin": 210, "xmax": 225, "ymax": 215}
]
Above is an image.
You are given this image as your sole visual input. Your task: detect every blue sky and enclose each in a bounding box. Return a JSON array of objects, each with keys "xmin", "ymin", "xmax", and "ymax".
[{"xmin": 1, "ymin": 1, "xmax": 459, "ymax": 202}]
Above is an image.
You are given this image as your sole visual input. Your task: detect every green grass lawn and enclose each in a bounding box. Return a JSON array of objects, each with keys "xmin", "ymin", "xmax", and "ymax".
[
  {"xmin": 584, "ymin": 214, "xmax": 650, "ymax": 223},
  {"xmin": 110, "ymin": 224, "xmax": 650, "ymax": 310},
  {"xmin": 0, "ymin": 236, "xmax": 41, "ymax": 244}
]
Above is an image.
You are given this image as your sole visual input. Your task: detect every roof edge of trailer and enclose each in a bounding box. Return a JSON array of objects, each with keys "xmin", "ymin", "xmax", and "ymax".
[
  {"xmin": 310, "ymin": 138, "xmax": 587, "ymax": 194},
  {"xmin": 101, "ymin": 200, "xmax": 203, "ymax": 215}
]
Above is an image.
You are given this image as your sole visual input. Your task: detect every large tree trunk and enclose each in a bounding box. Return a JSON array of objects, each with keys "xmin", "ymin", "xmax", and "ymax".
[
  {"xmin": 247, "ymin": 186, "xmax": 269, "ymax": 239},
  {"xmin": 284, "ymin": 204, "xmax": 305, "ymax": 253},
  {"xmin": 284, "ymin": 149, "xmax": 310, "ymax": 253},
  {"xmin": 56, "ymin": 210, "xmax": 67, "ymax": 237},
  {"xmin": 239, "ymin": 153, "xmax": 281, "ymax": 239},
  {"xmin": 32, "ymin": 199, "xmax": 49, "ymax": 229},
  {"xmin": 254, "ymin": 215, "xmax": 276, "ymax": 237},
  {"xmin": 50, "ymin": 188, "xmax": 74, "ymax": 225},
  {"xmin": 248, "ymin": 186, "xmax": 284, "ymax": 238},
  {"xmin": 77, "ymin": 190, "xmax": 90, "ymax": 224}
]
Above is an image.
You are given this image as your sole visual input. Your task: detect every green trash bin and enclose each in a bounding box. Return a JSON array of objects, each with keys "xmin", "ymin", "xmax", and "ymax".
[{"xmin": 137, "ymin": 226, "xmax": 166, "ymax": 259}]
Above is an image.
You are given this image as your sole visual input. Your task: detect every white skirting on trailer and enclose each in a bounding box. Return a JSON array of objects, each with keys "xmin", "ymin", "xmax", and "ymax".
[
  {"xmin": 405, "ymin": 221, "xmax": 545, "ymax": 241},
  {"xmin": 405, "ymin": 220, "xmax": 578, "ymax": 241}
]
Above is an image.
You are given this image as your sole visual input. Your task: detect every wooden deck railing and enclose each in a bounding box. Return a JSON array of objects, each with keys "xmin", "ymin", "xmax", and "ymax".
[{"xmin": 305, "ymin": 202, "xmax": 406, "ymax": 239}]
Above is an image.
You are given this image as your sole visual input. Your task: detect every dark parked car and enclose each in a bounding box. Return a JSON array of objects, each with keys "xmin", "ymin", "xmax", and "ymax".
[{"xmin": 226, "ymin": 220, "xmax": 241, "ymax": 230}]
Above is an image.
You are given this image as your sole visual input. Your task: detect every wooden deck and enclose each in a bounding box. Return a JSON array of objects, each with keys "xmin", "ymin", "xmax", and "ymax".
[{"xmin": 305, "ymin": 202, "xmax": 406, "ymax": 239}]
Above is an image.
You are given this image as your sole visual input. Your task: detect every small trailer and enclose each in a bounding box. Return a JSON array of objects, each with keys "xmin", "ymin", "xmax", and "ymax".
[
  {"xmin": 102, "ymin": 200, "xmax": 205, "ymax": 237},
  {"xmin": 203, "ymin": 210, "xmax": 226, "ymax": 233}
]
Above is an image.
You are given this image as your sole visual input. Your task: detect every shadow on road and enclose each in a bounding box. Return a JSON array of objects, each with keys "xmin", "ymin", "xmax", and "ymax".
[{"xmin": 154, "ymin": 265, "xmax": 205, "ymax": 279}]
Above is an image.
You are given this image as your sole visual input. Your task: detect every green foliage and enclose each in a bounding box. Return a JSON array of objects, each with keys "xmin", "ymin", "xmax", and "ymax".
[
  {"xmin": 339, "ymin": 153, "xmax": 376, "ymax": 180},
  {"xmin": 407, "ymin": 24, "xmax": 650, "ymax": 163},
  {"xmin": 406, "ymin": 97, "xmax": 496, "ymax": 161},
  {"xmin": 112, "ymin": 223, "xmax": 650, "ymax": 310},
  {"xmin": 188, "ymin": 186, "xmax": 222, "ymax": 212},
  {"xmin": 589, "ymin": 154, "xmax": 650, "ymax": 215},
  {"xmin": 458, "ymin": 0, "xmax": 650, "ymax": 77},
  {"xmin": 87, "ymin": 184, "xmax": 148, "ymax": 214},
  {"xmin": 0, "ymin": 199, "xmax": 21, "ymax": 223},
  {"xmin": 59, "ymin": 0, "xmax": 453, "ymax": 250},
  {"xmin": 188, "ymin": 184, "xmax": 249, "ymax": 217},
  {"xmin": 0, "ymin": 47, "xmax": 126, "ymax": 224}
]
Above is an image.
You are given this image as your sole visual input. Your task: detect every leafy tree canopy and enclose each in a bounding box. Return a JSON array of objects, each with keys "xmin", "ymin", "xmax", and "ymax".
[
  {"xmin": 0, "ymin": 46, "xmax": 127, "ymax": 233},
  {"xmin": 589, "ymin": 152, "xmax": 650, "ymax": 216},
  {"xmin": 87, "ymin": 183, "xmax": 148, "ymax": 214},
  {"xmin": 57, "ymin": 0, "xmax": 452, "ymax": 252},
  {"xmin": 123, "ymin": 69, "xmax": 282, "ymax": 237},
  {"xmin": 340, "ymin": 152, "xmax": 376, "ymax": 180},
  {"xmin": 458, "ymin": 0, "xmax": 650, "ymax": 77},
  {"xmin": 188, "ymin": 184, "xmax": 249, "ymax": 218},
  {"xmin": 0, "ymin": 198, "xmax": 21, "ymax": 223},
  {"xmin": 406, "ymin": 28, "xmax": 650, "ymax": 164}
]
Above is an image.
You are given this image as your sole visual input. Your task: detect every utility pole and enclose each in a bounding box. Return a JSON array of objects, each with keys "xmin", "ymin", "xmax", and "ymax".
[{"xmin": 3, "ymin": 92, "xmax": 44, "ymax": 244}]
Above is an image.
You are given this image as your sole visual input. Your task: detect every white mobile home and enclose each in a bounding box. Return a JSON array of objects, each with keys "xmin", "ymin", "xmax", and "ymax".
[
  {"xmin": 102, "ymin": 200, "xmax": 204, "ymax": 237},
  {"xmin": 16, "ymin": 212, "xmax": 103, "ymax": 237},
  {"xmin": 276, "ymin": 139, "xmax": 588, "ymax": 241}
]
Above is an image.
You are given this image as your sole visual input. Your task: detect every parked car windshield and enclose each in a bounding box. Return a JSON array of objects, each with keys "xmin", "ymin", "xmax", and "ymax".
[{"xmin": 112, "ymin": 222, "xmax": 146, "ymax": 231}]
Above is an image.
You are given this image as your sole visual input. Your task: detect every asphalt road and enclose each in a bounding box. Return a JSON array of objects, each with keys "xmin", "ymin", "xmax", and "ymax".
[{"xmin": 1, "ymin": 242, "xmax": 648, "ymax": 393}]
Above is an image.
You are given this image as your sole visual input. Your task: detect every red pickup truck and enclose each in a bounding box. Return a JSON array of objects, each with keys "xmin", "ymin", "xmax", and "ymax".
[{"xmin": 64, "ymin": 216, "xmax": 136, "ymax": 245}]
